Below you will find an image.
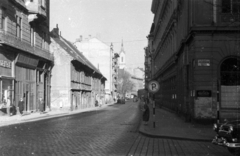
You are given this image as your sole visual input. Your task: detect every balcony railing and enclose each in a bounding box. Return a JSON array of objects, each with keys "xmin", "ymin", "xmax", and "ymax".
[{"xmin": 0, "ymin": 30, "xmax": 53, "ymax": 61}]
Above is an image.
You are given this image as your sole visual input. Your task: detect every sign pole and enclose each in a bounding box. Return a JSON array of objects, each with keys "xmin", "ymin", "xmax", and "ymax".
[
  {"xmin": 148, "ymin": 80, "xmax": 159, "ymax": 129},
  {"xmin": 153, "ymin": 94, "xmax": 155, "ymax": 128}
]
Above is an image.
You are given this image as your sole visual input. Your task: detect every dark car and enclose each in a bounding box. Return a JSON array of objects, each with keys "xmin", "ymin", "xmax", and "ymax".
[
  {"xmin": 117, "ymin": 98, "xmax": 125, "ymax": 104},
  {"xmin": 212, "ymin": 120, "xmax": 240, "ymax": 155}
]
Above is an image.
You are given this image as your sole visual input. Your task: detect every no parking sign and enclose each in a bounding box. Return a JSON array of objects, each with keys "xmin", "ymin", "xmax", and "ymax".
[{"xmin": 147, "ymin": 80, "xmax": 160, "ymax": 94}]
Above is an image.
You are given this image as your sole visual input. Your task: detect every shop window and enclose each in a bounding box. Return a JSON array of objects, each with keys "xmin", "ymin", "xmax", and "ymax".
[{"xmin": 1, "ymin": 79, "xmax": 13, "ymax": 104}]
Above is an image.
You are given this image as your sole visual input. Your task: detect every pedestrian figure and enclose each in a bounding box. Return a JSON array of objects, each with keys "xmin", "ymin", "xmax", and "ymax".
[
  {"xmin": 39, "ymin": 98, "xmax": 44, "ymax": 114},
  {"xmin": 142, "ymin": 97, "xmax": 150, "ymax": 125},
  {"xmin": 18, "ymin": 97, "xmax": 24, "ymax": 115},
  {"xmin": 99, "ymin": 98, "xmax": 102, "ymax": 107},
  {"xmin": 6, "ymin": 97, "xmax": 11, "ymax": 116}
]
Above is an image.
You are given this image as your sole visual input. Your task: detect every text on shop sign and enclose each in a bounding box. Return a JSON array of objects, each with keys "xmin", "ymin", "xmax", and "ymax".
[{"xmin": 0, "ymin": 60, "xmax": 11, "ymax": 68}]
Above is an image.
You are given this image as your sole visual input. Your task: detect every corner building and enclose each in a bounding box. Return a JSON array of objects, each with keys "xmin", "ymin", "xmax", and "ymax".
[
  {"xmin": 149, "ymin": 0, "xmax": 240, "ymax": 122},
  {"xmin": 0, "ymin": 0, "xmax": 53, "ymax": 113}
]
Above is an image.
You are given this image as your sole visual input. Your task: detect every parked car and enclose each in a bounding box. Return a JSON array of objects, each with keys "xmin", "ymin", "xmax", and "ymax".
[
  {"xmin": 212, "ymin": 120, "xmax": 240, "ymax": 155},
  {"xmin": 117, "ymin": 98, "xmax": 125, "ymax": 104}
]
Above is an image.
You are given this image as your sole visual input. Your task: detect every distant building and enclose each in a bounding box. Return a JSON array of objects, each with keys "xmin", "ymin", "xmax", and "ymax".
[
  {"xmin": 74, "ymin": 37, "xmax": 119, "ymax": 103},
  {"xmin": 111, "ymin": 44, "xmax": 120, "ymax": 100},
  {"xmin": 148, "ymin": 0, "xmax": 240, "ymax": 122},
  {"xmin": 0, "ymin": 0, "xmax": 53, "ymax": 113},
  {"xmin": 50, "ymin": 26, "xmax": 106, "ymax": 111}
]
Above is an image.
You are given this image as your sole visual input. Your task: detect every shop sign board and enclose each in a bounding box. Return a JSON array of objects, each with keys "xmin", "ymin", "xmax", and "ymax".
[
  {"xmin": 196, "ymin": 90, "xmax": 212, "ymax": 97},
  {"xmin": 0, "ymin": 60, "xmax": 11, "ymax": 68},
  {"xmin": 198, "ymin": 59, "xmax": 210, "ymax": 66}
]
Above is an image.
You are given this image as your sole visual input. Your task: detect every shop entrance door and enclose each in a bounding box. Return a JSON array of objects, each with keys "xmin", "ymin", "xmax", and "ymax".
[{"xmin": 220, "ymin": 58, "xmax": 240, "ymax": 120}]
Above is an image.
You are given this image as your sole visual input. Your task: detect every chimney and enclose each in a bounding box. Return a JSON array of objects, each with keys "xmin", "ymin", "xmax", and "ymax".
[{"xmin": 50, "ymin": 24, "xmax": 60, "ymax": 38}]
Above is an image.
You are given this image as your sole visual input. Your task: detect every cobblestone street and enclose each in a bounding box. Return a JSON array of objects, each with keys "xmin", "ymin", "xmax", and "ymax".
[{"xmin": 0, "ymin": 101, "xmax": 231, "ymax": 156}]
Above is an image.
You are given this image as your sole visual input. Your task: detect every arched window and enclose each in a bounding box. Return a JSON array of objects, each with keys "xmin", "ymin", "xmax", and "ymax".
[{"xmin": 221, "ymin": 58, "xmax": 240, "ymax": 85}]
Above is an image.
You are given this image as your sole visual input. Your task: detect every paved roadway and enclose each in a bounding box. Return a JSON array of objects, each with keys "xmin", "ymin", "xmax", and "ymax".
[{"xmin": 0, "ymin": 101, "xmax": 231, "ymax": 156}]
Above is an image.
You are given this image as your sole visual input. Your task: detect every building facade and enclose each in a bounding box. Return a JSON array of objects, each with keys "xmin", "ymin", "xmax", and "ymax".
[
  {"xmin": 74, "ymin": 37, "xmax": 119, "ymax": 103},
  {"xmin": 0, "ymin": 0, "xmax": 53, "ymax": 114},
  {"xmin": 148, "ymin": 0, "xmax": 240, "ymax": 122},
  {"xmin": 50, "ymin": 26, "xmax": 106, "ymax": 111},
  {"xmin": 111, "ymin": 44, "xmax": 119, "ymax": 100}
]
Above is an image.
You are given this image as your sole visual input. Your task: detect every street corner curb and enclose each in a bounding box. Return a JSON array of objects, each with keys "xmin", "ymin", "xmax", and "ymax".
[{"xmin": 138, "ymin": 129, "xmax": 212, "ymax": 142}]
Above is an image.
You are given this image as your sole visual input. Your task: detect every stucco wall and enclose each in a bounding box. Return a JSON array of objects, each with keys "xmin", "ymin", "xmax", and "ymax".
[{"xmin": 50, "ymin": 39, "xmax": 72, "ymax": 110}]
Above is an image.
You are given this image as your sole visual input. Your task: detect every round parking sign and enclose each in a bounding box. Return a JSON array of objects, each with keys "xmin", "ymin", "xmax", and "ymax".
[{"xmin": 148, "ymin": 80, "xmax": 160, "ymax": 93}]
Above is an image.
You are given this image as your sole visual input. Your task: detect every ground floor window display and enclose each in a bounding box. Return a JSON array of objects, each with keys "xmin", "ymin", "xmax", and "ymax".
[{"xmin": 0, "ymin": 78, "xmax": 15, "ymax": 116}]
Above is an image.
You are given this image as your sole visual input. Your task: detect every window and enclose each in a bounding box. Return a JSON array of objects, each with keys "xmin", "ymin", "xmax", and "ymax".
[
  {"xmin": 0, "ymin": 8, "xmax": 6, "ymax": 30},
  {"xmin": 30, "ymin": 26, "xmax": 35, "ymax": 46},
  {"xmin": 42, "ymin": 32, "xmax": 45, "ymax": 49},
  {"xmin": 0, "ymin": 15, "xmax": 5, "ymax": 30},
  {"xmin": 16, "ymin": 15, "xmax": 22, "ymax": 38},
  {"xmin": 222, "ymin": 0, "xmax": 240, "ymax": 13},
  {"xmin": 39, "ymin": 71, "xmax": 43, "ymax": 83},
  {"xmin": 41, "ymin": 0, "xmax": 46, "ymax": 8},
  {"xmin": 121, "ymin": 57, "xmax": 123, "ymax": 62}
]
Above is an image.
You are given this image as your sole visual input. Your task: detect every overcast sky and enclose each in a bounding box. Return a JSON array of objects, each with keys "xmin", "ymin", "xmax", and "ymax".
[{"xmin": 50, "ymin": 0, "xmax": 153, "ymax": 69}]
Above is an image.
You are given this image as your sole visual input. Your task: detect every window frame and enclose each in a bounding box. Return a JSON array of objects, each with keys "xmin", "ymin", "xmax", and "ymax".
[
  {"xmin": 30, "ymin": 25, "xmax": 35, "ymax": 46},
  {"xmin": 222, "ymin": 0, "xmax": 240, "ymax": 14},
  {"xmin": 0, "ymin": 7, "xmax": 6, "ymax": 31},
  {"xmin": 16, "ymin": 15, "xmax": 22, "ymax": 39}
]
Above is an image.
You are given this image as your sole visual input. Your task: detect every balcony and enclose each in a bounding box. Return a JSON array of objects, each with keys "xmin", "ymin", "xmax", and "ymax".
[
  {"xmin": 25, "ymin": 0, "xmax": 47, "ymax": 22},
  {"xmin": 0, "ymin": 30, "xmax": 53, "ymax": 61}
]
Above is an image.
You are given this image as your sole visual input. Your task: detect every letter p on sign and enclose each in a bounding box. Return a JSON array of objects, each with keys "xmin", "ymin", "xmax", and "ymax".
[{"xmin": 148, "ymin": 80, "xmax": 160, "ymax": 94}]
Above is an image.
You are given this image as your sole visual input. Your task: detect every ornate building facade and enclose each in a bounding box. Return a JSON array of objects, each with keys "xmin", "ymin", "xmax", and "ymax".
[
  {"xmin": 0, "ymin": 0, "xmax": 53, "ymax": 114},
  {"xmin": 147, "ymin": 0, "xmax": 240, "ymax": 122}
]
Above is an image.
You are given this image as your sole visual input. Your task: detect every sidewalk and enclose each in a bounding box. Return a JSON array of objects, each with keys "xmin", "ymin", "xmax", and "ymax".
[
  {"xmin": 0, "ymin": 103, "xmax": 115, "ymax": 127},
  {"xmin": 138, "ymin": 103, "xmax": 215, "ymax": 142}
]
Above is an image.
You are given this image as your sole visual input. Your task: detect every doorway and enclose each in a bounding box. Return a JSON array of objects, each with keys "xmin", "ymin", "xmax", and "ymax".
[{"xmin": 220, "ymin": 57, "xmax": 240, "ymax": 119}]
